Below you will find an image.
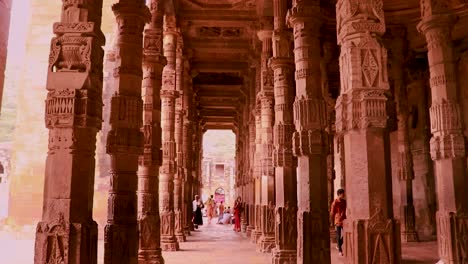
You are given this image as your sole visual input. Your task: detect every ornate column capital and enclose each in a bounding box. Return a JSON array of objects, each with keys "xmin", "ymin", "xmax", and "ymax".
[
  {"xmin": 336, "ymin": 0, "xmax": 385, "ymax": 44},
  {"xmin": 257, "ymin": 30, "xmax": 273, "ymax": 42},
  {"xmin": 417, "ymin": 0, "xmax": 457, "ymax": 34},
  {"xmin": 286, "ymin": 1, "xmax": 321, "ymax": 28},
  {"xmin": 112, "ymin": 1, "xmax": 151, "ymax": 24}
]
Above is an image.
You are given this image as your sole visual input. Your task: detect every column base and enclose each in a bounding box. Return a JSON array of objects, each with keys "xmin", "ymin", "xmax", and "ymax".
[
  {"xmin": 297, "ymin": 211, "xmax": 331, "ymax": 264},
  {"xmin": 160, "ymin": 236, "xmax": 179, "ymax": 251},
  {"xmin": 103, "ymin": 223, "xmax": 139, "ymax": 264},
  {"xmin": 241, "ymin": 220, "xmax": 248, "ymax": 233},
  {"xmin": 35, "ymin": 220, "xmax": 98, "ymax": 264},
  {"xmin": 183, "ymin": 226, "xmax": 191, "ymax": 236},
  {"xmin": 271, "ymin": 249, "xmax": 297, "ymax": 264},
  {"xmin": 343, "ymin": 216, "xmax": 401, "ymax": 264},
  {"xmin": 138, "ymin": 249, "xmax": 165, "ymax": 264},
  {"xmin": 175, "ymin": 233, "xmax": 186, "ymax": 243},
  {"xmin": 401, "ymin": 230, "xmax": 419, "ymax": 243},
  {"xmin": 246, "ymin": 226, "xmax": 254, "ymax": 238},
  {"xmin": 257, "ymin": 234, "xmax": 275, "ymax": 253},
  {"xmin": 251, "ymin": 229, "xmax": 262, "ymax": 244},
  {"xmin": 435, "ymin": 212, "xmax": 468, "ymax": 264}
]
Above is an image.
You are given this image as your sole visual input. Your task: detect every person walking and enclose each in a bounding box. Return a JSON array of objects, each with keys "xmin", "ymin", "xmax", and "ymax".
[
  {"xmin": 217, "ymin": 201, "xmax": 225, "ymax": 224},
  {"xmin": 330, "ymin": 188, "xmax": 347, "ymax": 256},
  {"xmin": 192, "ymin": 195, "xmax": 204, "ymax": 229},
  {"xmin": 205, "ymin": 195, "xmax": 215, "ymax": 224}
]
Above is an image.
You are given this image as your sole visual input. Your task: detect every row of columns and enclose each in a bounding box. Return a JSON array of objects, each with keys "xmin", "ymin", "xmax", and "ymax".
[
  {"xmin": 35, "ymin": 0, "xmax": 204, "ymax": 263},
  {"xmin": 35, "ymin": 0, "xmax": 467, "ymax": 264},
  {"xmin": 236, "ymin": 1, "xmax": 467, "ymax": 264}
]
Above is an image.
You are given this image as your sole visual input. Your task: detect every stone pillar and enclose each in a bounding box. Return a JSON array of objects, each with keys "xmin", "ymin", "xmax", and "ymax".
[
  {"xmin": 137, "ymin": 0, "xmax": 165, "ymax": 263},
  {"xmin": 270, "ymin": 0, "xmax": 297, "ymax": 262},
  {"xmin": 287, "ymin": 2, "xmax": 331, "ymax": 263},
  {"xmin": 251, "ymin": 106, "xmax": 263, "ymax": 244},
  {"xmin": 387, "ymin": 27, "xmax": 419, "ymax": 243},
  {"xmin": 0, "ymin": 0, "xmax": 11, "ymax": 113},
  {"xmin": 335, "ymin": 0, "xmax": 401, "ymax": 263},
  {"xmin": 104, "ymin": 2, "xmax": 149, "ymax": 264},
  {"xmin": 34, "ymin": 1, "xmax": 105, "ymax": 263},
  {"xmin": 174, "ymin": 34, "xmax": 186, "ymax": 243},
  {"xmin": 406, "ymin": 65, "xmax": 437, "ymax": 240},
  {"xmin": 257, "ymin": 28, "xmax": 276, "ymax": 253},
  {"xmin": 417, "ymin": 2, "xmax": 468, "ymax": 263},
  {"xmin": 320, "ymin": 40, "xmax": 338, "ymax": 243},
  {"xmin": 247, "ymin": 66, "xmax": 257, "ymax": 238},
  {"xmin": 159, "ymin": 16, "xmax": 179, "ymax": 251},
  {"xmin": 182, "ymin": 62, "xmax": 194, "ymax": 235},
  {"xmin": 241, "ymin": 111, "xmax": 249, "ymax": 233}
]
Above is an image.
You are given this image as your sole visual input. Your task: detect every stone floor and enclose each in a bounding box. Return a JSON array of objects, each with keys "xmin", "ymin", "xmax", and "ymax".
[{"xmin": 0, "ymin": 220, "xmax": 439, "ymax": 264}]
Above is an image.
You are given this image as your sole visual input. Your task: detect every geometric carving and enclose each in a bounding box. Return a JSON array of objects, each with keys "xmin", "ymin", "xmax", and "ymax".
[{"xmin": 362, "ymin": 49, "xmax": 379, "ymax": 87}]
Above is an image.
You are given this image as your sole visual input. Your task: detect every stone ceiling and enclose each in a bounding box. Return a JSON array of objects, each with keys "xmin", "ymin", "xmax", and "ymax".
[{"xmin": 174, "ymin": 0, "xmax": 468, "ymax": 131}]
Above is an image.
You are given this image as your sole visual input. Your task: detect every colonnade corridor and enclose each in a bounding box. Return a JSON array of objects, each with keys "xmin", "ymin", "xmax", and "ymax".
[{"xmin": 1, "ymin": 0, "xmax": 468, "ymax": 264}]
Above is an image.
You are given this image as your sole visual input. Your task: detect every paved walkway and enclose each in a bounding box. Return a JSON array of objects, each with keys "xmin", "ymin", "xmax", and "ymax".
[
  {"xmin": 0, "ymin": 221, "xmax": 439, "ymax": 264},
  {"xmin": 163, "ymin": 222, "xmax": 270, "ymax": 264}
]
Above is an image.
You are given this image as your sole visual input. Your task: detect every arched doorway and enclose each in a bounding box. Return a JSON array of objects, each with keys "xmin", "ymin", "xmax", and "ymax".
[{"xmin": 214, "ymin": 187, "xmax": 225, "ymax": 204}]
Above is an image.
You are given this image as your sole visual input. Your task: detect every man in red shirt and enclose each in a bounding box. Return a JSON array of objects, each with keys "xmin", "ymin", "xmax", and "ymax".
[{"xmin": 330, "ymin": 188, "xmax": 346, "ymax": 256}]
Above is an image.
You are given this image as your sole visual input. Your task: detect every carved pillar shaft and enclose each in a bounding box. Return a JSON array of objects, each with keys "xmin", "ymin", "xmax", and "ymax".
[
  {"xmin": 182, "ymin": 62, "xmax": 193, "ymax": 235},
  {"xmin": 34, "ymin": 2, "xmax": 105, "ymax": 264},
  {"xmin": 407, "ymin": 72, "xmax": 437, "ymax": 239},
  {"xmin": 251, "ymin": 101, "xmax": 263, "ymax": 244},
  {"xmin": 104, "ymin": 1, "xmax": 149, "ymax": 264},
  {"xmin": 388, "ymin": 29, "xmax": 419, "ymax": 243},
  {"xmin": 271, "ymin": 0, "xmax": 297, "ymax": 262},
  {"xmin": 159, "ymin": 17, "xmax": 179, "ymax": 251},
  {"xmin": 246, "ymin": 67, "xmax": 257, "ymax": 237},
  {"xmin": 335, "ymin": 0, "xmax": 401, "ymax": 263},
  {"xmin": 287, "ymin": 2, "xmax": 331, "ymax": 263},
  {"xmin": 417, "ymin": 2, "xmax": 468, "ymax": 263},
  {"xmin": 173, "ymin": 36, "xmax": 186, "ymax": 243},
  {"xmin": 137, "ymin": 1, "xmax": 165, "ymax": 263},
  {"xmin": 257, "ymin": 28, "xmax": 276, "ymax": 253}
]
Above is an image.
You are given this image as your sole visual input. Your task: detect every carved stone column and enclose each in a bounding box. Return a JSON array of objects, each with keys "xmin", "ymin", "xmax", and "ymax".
[
  {"xmin": 417, "ymin": 2, "xmax": 468, "ymax": 263},
  {"xmin": 387, "ymin": 27, "xmax": 419, "ymax": 243},
  {"xmin": 335, "ymin": 0, "xmax": 401, "ymax": 263},
  {"xmin": 287, "ymin": 2, "xmax": 331, "ymax": 263},
  {"xmin": 270, "ymin": 0, "xmax": 297, "ymax": 262},
  {"xmin": 182, "ymin": 62, "xmax": 194, "ymax": 235},
  {"xmin": 257, "ymin": 28, "xmax": 276, "ymax": 253},
  {"xmin": 137, "ymin": 1, "xmax": 165, "ymax": 263},
  {"xmin": 174, "ymin": 34, "xmax": 186, "ymax": 243},
  {"xmin": 251, "ymin": 104, "xmax": 263, "ymax": 244},
  {"xmin": 406, "ymin": 63, "xmax": 437, "ymax": 240},
  {"xmin": 34, "ymin": 2, "xmax": 105, "ymax": 264},
  {"xmin": 159, "ymin": 16, "xmax": 179, "ymax": 251},
  {"xmin": 247, "ymin": 66, "xmax": 257, "ymax": 238},
  {"xmin": 320, "ymin": 39, "xmax": 338, "ymax": 243},
  {"xmin": 104, "ymin": 1, "xmax": 150, "ymax": 264}
]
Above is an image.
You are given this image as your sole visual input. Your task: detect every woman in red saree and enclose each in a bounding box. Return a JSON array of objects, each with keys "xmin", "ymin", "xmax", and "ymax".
[{"xmin": 233, "ymin": 196, "xmax": 242, "ymax": 232}]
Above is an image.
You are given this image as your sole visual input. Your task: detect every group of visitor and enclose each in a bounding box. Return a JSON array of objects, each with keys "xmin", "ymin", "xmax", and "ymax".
[
  {"xmin": 193, "ymin": 190, "xmax": 346, "ymax": 256},
  {"xmin": 191, "ymin": 194, "xmax": 243, "ymax": 232}
]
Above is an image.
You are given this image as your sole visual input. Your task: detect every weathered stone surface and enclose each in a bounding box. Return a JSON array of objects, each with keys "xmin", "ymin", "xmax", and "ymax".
[
  {"xmin": 34, "ymin": 1, "xmax": 106, "ymax": 263},
  {"xmin": 6, "ymin": 0, "xmax": 468, "ymax": 263},
  {"xmin": 104, "ymin": 1, "xmax": 150, "ymax": 264},
  {"xmin": 335, "ymin": 0, "xmax": 401, "ymax": 263}
]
